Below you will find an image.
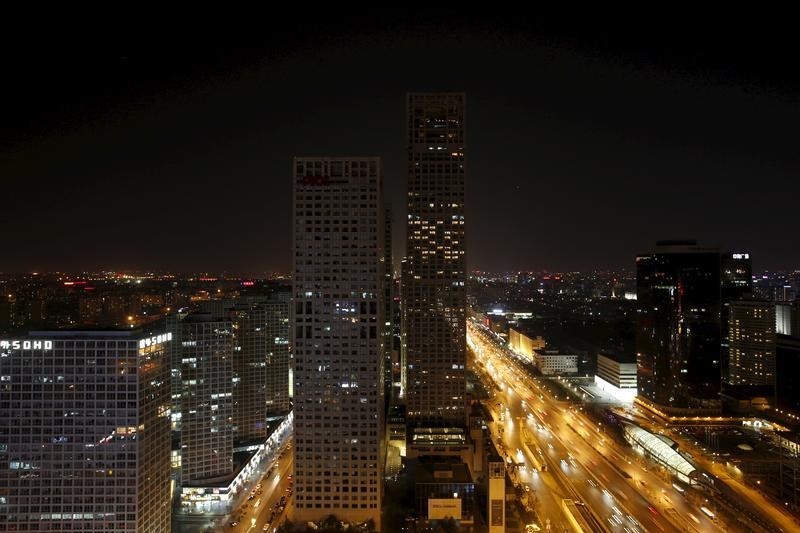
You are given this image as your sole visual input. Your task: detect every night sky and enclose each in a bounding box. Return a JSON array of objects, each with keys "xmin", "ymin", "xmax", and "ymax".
[{"xmin": 3, "ymin": 14, "xmax": 798, "ymax": 274}]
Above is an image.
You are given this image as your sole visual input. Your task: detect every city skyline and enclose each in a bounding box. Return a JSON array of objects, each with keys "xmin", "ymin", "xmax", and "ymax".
[
  {"xmin": 3, "ymin": 16, "xmax": 799, "ymax": 273},
  {"xmin": 3, "ymin": 13, "xmax": 800, "ymax": 533}
]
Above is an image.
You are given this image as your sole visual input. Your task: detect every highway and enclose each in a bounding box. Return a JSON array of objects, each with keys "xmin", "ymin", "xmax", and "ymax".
[
  {"xmin": 469, "ymin": 320, "xmax": 724, "ymax": 533},
  {"xmin": 482, "ymin": 377, "xmax": 574, "ymax": 533}
]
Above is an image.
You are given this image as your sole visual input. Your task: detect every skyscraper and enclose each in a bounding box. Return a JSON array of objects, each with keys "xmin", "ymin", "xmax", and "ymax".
[
  {"xmin": 383, "ymin": 203, "xmax": 394, "ymax": 403},
  {"xmin": 721, "ymin": 252, "xmax": 753, "ymax": 383},
  {"xmin": 231, "ymin": 301, "xmax": 290, "ymax": 443},
  {"xmin": 179, "ymin": 313, "xmax": 234, "ymax": 483},
  {"xmin": 0, "ymin": 330, "xmax": 172, "ymax": 532},
  {"xmin": 728, "ymin": 298, "xmax": 776, "ymax": 387},
  {"xmin": 292, "ymin": 157, "xmax": 384, "ymax": 526},
  {"xmin": 404, "ymin": 92, "xmax": 467, "ymax": 427},
  {"xmin": 635, "ymin": 241, "xmax": 722, "ymax": 412}
]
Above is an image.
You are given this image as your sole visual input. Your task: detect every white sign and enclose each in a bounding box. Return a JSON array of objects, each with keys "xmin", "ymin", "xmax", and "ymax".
[
  {"xmin": 428, "ymin": 498, "xmax": 462, "ymax": 520},
  {"xmin": 0, "ymin": 340, "xmax": 53, "ymax": 350},
  {"xmin": 139, "ymin": 332, "xmax": 173, "ymax": 349}
]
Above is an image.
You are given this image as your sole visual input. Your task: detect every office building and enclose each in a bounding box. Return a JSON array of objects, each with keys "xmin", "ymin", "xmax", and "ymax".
[
  {"xmin": 595, "ymin": 351, "xmax": 637, "ymax": 402},
  {"xmin": 292, "ymin": 157, "xmax": 384, "ymax": 526},
  {"xmin": 383, "ymin": 203, "xmax": 394, "ymax": 402},
  {"xmin": 776, "ymin": 334, "xmax": 800, "ymax": 413},
  {"xmin": 179, "ymin": 313, "xmax": 234, "ymax": 483},
  {"xmin": 405, "ymin": 92, "xmax": 467, "ymax": 427},
  {"xmin": 532, "ymin": 349, "xmax": 578, "ymax": 375},
  {"xmin": 720, "ymin": 252, "xmax": 753, "ymax": 383},
  {"xmin": 728, "ymin": 299, "xmax": 776, "ymax": 387},
  {"xmin": 508, "ymin": 327, "xmax": 546, "ymax": 363},
  {"xmin": 635, "ymin": 241, "xmax": 722, "ymax": 412},
  {"xmin": 0, "ymin": 330, "xmax": 172, "ymax": 532},
  {"xmin": 231, "ymin": 301, "xmax": 290, "ymax": 444}
]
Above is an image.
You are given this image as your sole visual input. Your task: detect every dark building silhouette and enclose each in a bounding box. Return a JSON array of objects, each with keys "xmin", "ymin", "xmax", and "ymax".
[
  {"xmin": 777, "ymin": 334, "xmax": 800, "ymax": 413},
  {"xmin": 635, "ymin": 241, "xmax": 722, "ymax": 412},
  {"xmin": 383, "ymin": 202, "xmax": 394, "ymax": 403}
]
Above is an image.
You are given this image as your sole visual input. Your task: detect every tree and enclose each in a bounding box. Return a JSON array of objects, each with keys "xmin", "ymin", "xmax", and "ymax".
[
  {"xmin": 320, "ymin": 514, "xmax": 343, "ymax": 532},
  {"xmin": 277, "ymin": 520, "xmax": 295, "ymax": 533}
]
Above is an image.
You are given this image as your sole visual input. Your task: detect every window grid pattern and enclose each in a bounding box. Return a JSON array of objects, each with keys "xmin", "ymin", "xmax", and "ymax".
[
  {"xmin": 0, "ymin": 334, "xmax": 171, "ymax": 532},
  {"xmin": 404, "ymin": 93, "xmax": 467, "ymax": 426},
  {"xmin": 180, "ymin": 319, "xmax": 234, "ymax": 483},
  {"xmin": 292, "ymin": 157, "xmax": 384, "ymax": 527}
]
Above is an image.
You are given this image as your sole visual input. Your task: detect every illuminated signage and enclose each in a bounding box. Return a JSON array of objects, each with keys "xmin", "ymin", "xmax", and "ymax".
[
  {"xmin": 428, "ymin": 498, "xmax": 462, "ymax": 520},
  {"xmin": 0, "ymin": 340, "xmax": 53, "ymax": 350},
  {"xmin": 732, "ymin": 253, "xmax": 749, "ymax": 259},
  {"xmin": 139, "ymin": 332, "xmax": 173, "ymax": 349}
]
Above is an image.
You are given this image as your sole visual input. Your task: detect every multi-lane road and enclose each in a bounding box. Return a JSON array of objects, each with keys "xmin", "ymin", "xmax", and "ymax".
[
  {"xmin": 469, "ymin": 320, "xmax": 725, "ymax": 533},
  {"xmin": 227, "ymin": 440, "xmax": 294, "ymax": 533}
]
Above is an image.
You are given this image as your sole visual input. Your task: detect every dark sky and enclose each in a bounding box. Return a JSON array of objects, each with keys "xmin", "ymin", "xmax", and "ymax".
[{"xmin": 2, "ymin": 13, "xmax": 798, "ymax": 274}]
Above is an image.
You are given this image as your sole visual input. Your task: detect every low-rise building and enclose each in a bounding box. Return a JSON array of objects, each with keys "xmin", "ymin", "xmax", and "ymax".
[
  {"xmin": 508, "ymin": 327, "xmax": 546, "ymax": 363},
  {"xmin": 595, "ymin": 351, "xmax": 637, "ymax": 402},
  {"xmin": 533, "ymin": 349, "xmax": 578, "ymax": 375},
  {"xmin": 414, "ymin": 457, "xmax": 475, "ymax": 530}
]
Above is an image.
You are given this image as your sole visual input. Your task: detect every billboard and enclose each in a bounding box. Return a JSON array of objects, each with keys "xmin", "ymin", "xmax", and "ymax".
[
  {"xmin": 491, "ymin": 499, "xmax": 504, "ymax": 526},
  {"xmin": 428, "ymin": 498, "xmax": 461, "ymax": 520}
]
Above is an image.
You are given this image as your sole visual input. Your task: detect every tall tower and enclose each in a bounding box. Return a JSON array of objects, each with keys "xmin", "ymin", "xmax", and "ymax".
[
  {"xmin": 383, "ymin": 202, "xmax": 394, "ymax": 403},
  {"xmin": 635, "ymin": 241, "xmax": 722, "ymax": 412},
  {"xmin": 292, "ymin": 157, "xmax": 384, "ymax": 527},
  {"xmin": 405, "ymin": 92, "xmax": 467, "ymax": 427}
]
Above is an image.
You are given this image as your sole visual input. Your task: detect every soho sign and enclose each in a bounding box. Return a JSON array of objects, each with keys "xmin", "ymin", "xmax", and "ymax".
[
  {"xmin": 139, "ymin": 332, "xmax": 173, "ymax": 349},
  {"xmin": 0, "ymin": 340, "xmax": 54, "ymax": 350}
]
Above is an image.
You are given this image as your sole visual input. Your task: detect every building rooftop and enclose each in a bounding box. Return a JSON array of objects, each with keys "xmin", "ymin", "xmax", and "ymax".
[
  {"xmin": 415, "ymin": 458, "xmax": 473, "ymax": 485},
  {"xmin": 411, "ymin": 427, "xmax": 467, "ymax": 447}
]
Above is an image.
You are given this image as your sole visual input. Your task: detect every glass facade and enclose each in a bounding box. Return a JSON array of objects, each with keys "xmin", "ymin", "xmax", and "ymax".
[
  {"xmin": 232, "ymin": 301, "xmax": 290, "ymax": 444},
  {"xmin": 636, "ymin": 242, "xmax": 722, "ymax": 410},
  {"xmin": 0, "ymin": 330, "xmax": 171, "ymax": 532}
]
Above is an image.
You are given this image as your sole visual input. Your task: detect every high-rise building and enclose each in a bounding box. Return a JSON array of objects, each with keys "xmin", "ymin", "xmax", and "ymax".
[
  {"xmin": 231, "ymin": 300, "xmax": 290, "ymax": 444},
  {"xmin": 179, "ymin": 313, "xmax": 234, "ymax": 483},
  {"xmin": 776, "ymin": 300, "xmax": 800, "ymax": 336},
  {"xmin": 404, "ymin": 92, "xmax": 467, "ymax": 427},
  {"xmin": 776, "ymin": 334, "xmax": 800, "ymax": 413},
  {"xmin": 728, "ymin": 299, "xmax": 776, "ymax": 387},
  {"xmin": 635, "ymin": 241, "xmax": 722, "ymax": 412},
  {"xmin": 0, "ymin": 330, "xmax": 172, "ymax": 532},
  {"xmin": 720, "ymin": 252, "xmax": 753, "ymax": 383},
  {"xmin": 292, "ymin": 157, "xmax": 384, "ymax": 526},
  {"xmin": 383, "ymin": 203, "xmax": 394, "ymax": 403}
]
